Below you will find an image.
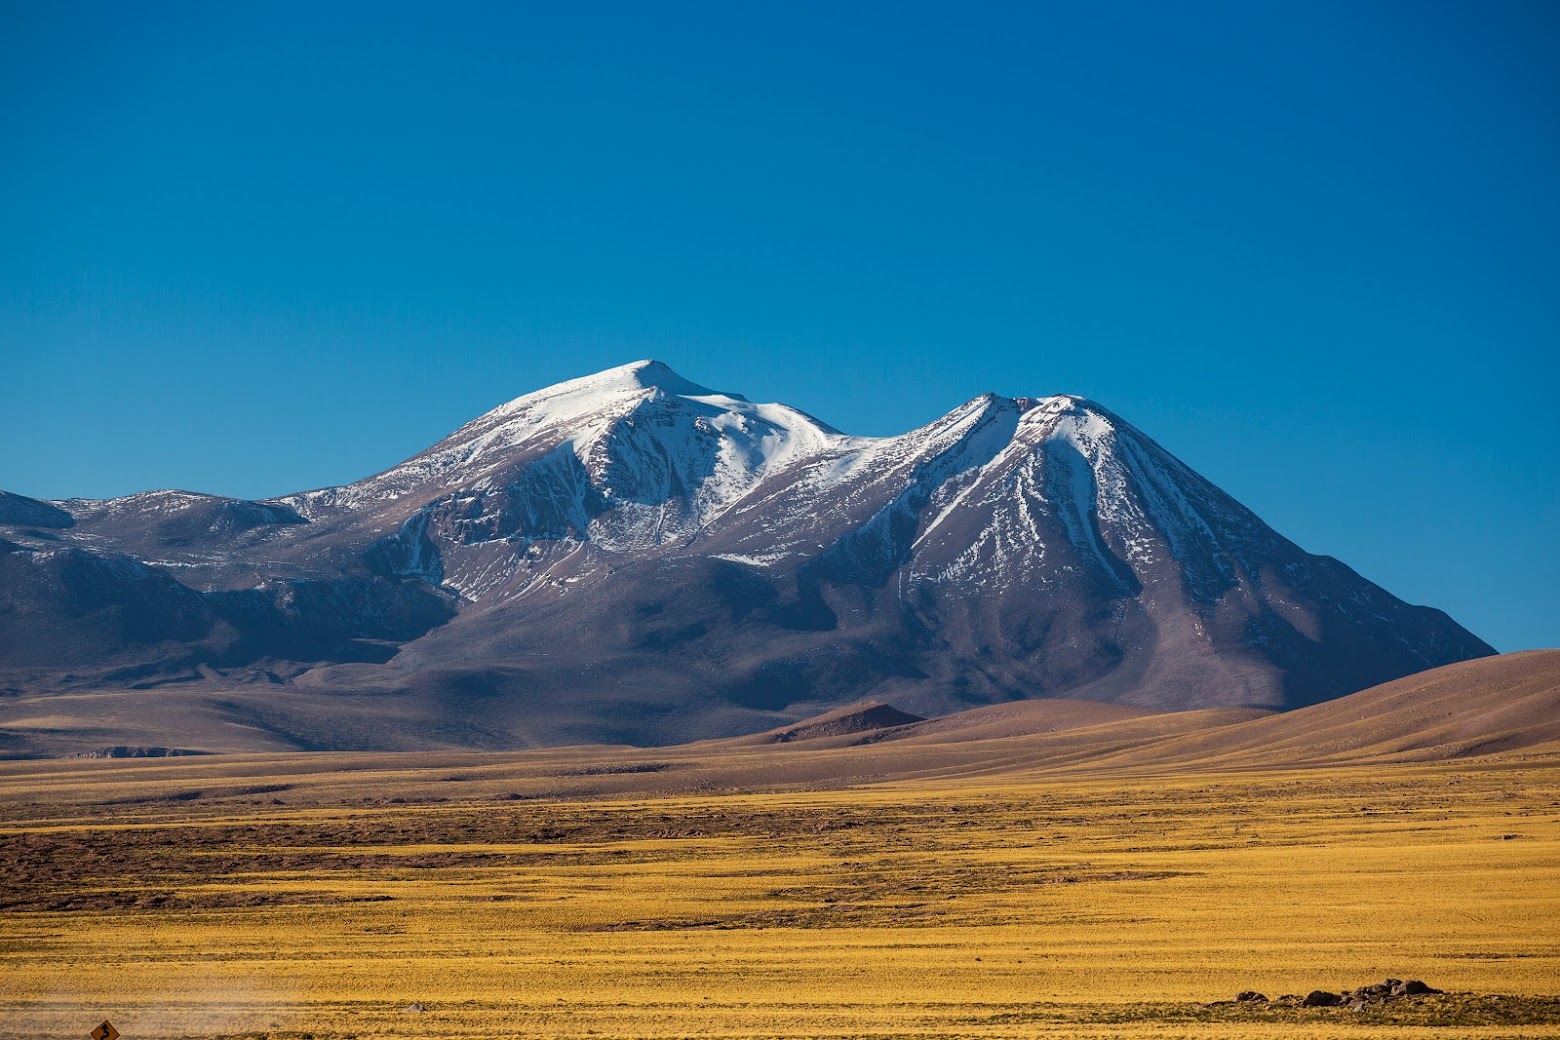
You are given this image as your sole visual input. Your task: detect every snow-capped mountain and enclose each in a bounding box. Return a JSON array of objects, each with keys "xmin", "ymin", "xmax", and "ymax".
[
  {"xmin": 276, "ymin": 360, "xmax": 846, "ymax": 600},
  {"xmin": 0, "ymin": 361, "xmax": 1494, "ymax": 753}
]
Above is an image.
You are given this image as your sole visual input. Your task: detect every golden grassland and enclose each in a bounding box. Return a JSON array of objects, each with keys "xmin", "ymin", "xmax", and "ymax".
[{"xmin": 0, "ymin": 747, "xmax": 1557, "ymax": 1039}]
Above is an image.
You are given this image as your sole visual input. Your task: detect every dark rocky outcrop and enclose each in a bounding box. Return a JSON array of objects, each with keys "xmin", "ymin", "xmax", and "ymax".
[
  {"xmin": 1243, "ymin": 978, "xmax": 1443, "ymax": 1011},
  {"xmin": 1302, "ymin": 990, "xmax": 1344, "ymax": 1007}
]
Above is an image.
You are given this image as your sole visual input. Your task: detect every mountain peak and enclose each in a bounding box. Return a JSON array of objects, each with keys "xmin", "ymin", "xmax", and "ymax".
[
  {"xmin": 476, "ymin": 360, "xmax": 748, "ymax": 430},
  {"xmin": 964, "ymin": 390, "xmax": 1096, "ymax": 414},
  {"xmin": 508, "ymin": 359, "xmax": 697, "ymax": 402},
  {"xmin": 602, "ymin": 359, "xmax": 721, "ymax": 397}
]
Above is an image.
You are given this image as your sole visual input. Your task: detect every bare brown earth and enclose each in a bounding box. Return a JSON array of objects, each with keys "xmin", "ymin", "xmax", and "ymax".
[{"xmin": 1036, "ymin": 648, "xmax": 1560, "ymax": 770}]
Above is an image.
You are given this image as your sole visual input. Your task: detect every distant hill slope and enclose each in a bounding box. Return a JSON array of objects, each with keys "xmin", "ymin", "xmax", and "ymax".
[
  {"xmin": 792, "ymin": 650, "xmax": 1560, "ymax": 775},
  {"xmin": 726, "ymin": 702, "xmax": 929, "ymax": 747},
  {"xmin": 0, "ymin": 654, "xmax": 1551, "ymax": 809},
  {"xmin": 1094, "ymin": 647, "xmax": 1560, "ymax": 769},
  {"xmin": 0, "ymin": 361, "xmax": 1495, "ymax": 751}
]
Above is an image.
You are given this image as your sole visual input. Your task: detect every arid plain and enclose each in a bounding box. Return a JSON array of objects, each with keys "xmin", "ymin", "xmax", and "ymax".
[{"xmin": 2, "ymin": 652, "xmax": 1557, "ymax": 1039}]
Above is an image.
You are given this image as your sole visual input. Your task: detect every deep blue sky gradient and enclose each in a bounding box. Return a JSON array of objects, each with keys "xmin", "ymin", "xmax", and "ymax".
[{"xmin": 2, "ymin": 1, "xmax": 1556, "ymax": 650}]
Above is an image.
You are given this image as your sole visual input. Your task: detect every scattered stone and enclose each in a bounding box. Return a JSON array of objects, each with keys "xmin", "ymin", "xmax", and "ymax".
[
  {"xmin": 1251, "ymin": 978, "xmax": 1442, "ymax": 1010},
  {"xmin": 1229, "ymin": 979, "xmax": 1447, "ymax": 1010}
]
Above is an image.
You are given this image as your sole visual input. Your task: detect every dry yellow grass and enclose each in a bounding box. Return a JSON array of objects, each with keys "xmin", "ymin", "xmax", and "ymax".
[{"xmin": 1, "ymin": 742, "xmax": 1557, "ymax": 1039}]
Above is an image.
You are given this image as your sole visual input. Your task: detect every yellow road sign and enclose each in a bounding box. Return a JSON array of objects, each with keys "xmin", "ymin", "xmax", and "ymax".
[{"xmin": 90, "ymin": 1022, "xmax": 119, "ymax": 1040}]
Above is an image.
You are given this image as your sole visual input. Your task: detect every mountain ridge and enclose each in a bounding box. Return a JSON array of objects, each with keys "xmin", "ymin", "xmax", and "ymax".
[{"xmin": 0, "ymin": 361, "xmax": 1494, "ymax": 753}]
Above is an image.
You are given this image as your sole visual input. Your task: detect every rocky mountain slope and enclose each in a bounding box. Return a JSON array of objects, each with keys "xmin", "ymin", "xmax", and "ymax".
[{"xmin": 0, "ymin": 361, "xmax": 1494, "ymax": 752}]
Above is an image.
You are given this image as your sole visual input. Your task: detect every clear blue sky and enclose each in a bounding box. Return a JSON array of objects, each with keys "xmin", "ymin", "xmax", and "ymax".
[{"xmin": 2, "ymin": 1, "xmax": 1556, "ymax": 651}]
